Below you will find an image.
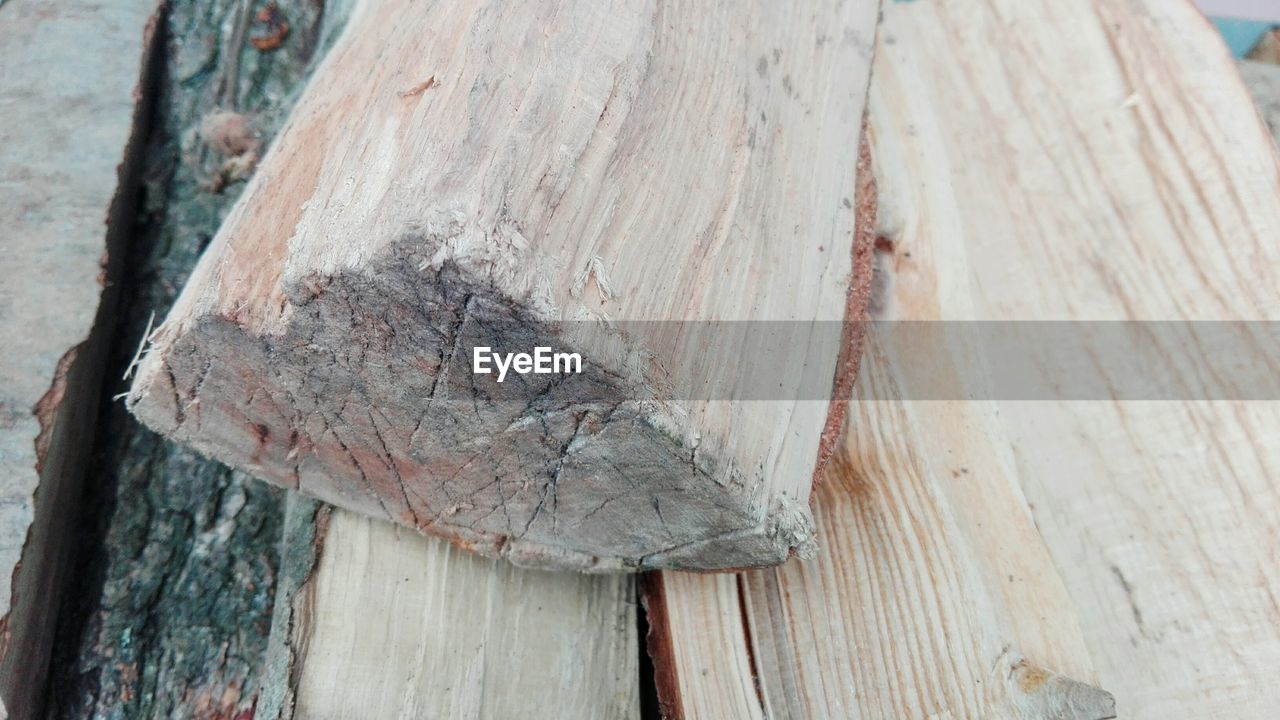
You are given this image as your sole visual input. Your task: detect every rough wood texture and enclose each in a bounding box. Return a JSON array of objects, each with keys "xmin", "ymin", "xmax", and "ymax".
[
  {"xmin": 127, "ymin": 0, "xmax": 882, "ymax": 572},
  {"xmin": 259, "ymin": 499, "xmax": 639, "ymax": 720},
  {"xmin": 646, "ymin": 0, "xmax": 1280, "ymax": 717},
  {"xmin": 949, "ymin": 3, "xmax": 1280, "ymax": 715},
  {"xmin": 647, "ymin": 377, "xmax": 1116, "ymax": 717},
  {"xmin": 0, "ymin": 1, "xmax": 158, "ymax": 716},
  {"xmin": 46, "ymin": 1, "xmax": 345, "ymax": 717},
  {"xmin": 643, "ymin": 137, "xmax": 1114, "ymax": 719}
]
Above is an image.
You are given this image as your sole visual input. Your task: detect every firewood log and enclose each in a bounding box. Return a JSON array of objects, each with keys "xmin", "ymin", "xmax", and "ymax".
[{"xmin": 127, "ymin": 0, "xmax": 881, "ymax": 572}]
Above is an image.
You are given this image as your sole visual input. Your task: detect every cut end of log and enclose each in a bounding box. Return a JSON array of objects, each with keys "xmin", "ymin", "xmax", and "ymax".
[
  {"xmin": 128, "ymin": 0, "xmax": 880, "ymax": 573},
  {"xmin": 128, "ymin": 240, "xmax": 819, "ymax": 572}
]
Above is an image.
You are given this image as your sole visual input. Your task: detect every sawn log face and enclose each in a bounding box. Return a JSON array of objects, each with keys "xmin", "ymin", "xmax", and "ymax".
[
  {"xmin": 129, "ymin": 0, "xmax": 881, "ymax": 571},
  {"xmin": 134, "ymin": 252, "xmax": 797, "ymax": 571}
]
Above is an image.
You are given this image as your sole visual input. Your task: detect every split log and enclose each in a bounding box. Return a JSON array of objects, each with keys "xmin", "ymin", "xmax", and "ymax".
[
  {"xmin": 126, "ymin": 0, "xmax": 882, "ymax": 572},
  {"xmin": 0, "ymin": 1, "xmax": 158, "ymax": 716},
  {"xmin": 259, "ymin": 498, "xmax": 639, "ymax": 720},
  {"xmin": 45, "ymin": 1, "xmax": 341, "ymax": 717},
  {"xmin": 47, "ymin": 5, "xmax": 646, "ymax": 718},
  {"xmin": 965, "ymin": 6, "xmax": 1280, "ymax": 716},
  {"xmin": 645, "ymin": 0, "xmax": 1280, "ymax": 717},
  {"xmin": 642, "ymin": 137, "xmax": 1114, "ymax": 719}
]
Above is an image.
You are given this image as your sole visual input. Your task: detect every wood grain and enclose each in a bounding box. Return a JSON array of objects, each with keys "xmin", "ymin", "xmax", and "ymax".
[
  {"xmin": 261, "ymin": 501, "xmax": 639, "ymax": 720},
  {"xmin": 647, "ymin": 0, "xmax": 1280, "ymax": 717},
  {"xmin": 645, "ymin": 211, "xmax": 1114, "ymax": 718},
  {"xmin": 126, "ymin": 0, "xmax": 882, "ymax": 572},
  {"xmin": 909, "ymin": 1, "xmax": 1280, "ymax": 714},
  {"xmin": 45, "ymin": 2, "xmax": 354, "ymax": 716}
]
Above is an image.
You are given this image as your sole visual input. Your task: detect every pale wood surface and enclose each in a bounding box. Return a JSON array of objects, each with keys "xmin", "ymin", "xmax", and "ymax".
[
  {"xmin": 0, "ymin": 1, "xmax": 157, "ymax": 716},
  {"xmin": 262, "ymin": 504, "xmax": 639, "ymax": 720},
  {"xmin": 128, "ymin": 0, "xmax": 881, "ymax": 572},
  {"xmin": 646, "ymin": 338, "xmax": 1116, "ymax": 719},
  {"xmin": 648, "ymin": 0, "xmax": 1280, "ymax": 717},
  {"xmin": 938, "ymin": 3, "xmax": 1280, "ymax": 715},
  {"xmin": 874, "ymin": 1, "xmax": 1280, "ymax": 716},
  {"xmin": 646, "ymin": 162, "xmax": 1112, "ymax": 719}
]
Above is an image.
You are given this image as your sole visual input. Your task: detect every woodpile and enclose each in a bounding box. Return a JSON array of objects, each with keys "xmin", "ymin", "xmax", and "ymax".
[{"xmin": 2, "ymin": 0, "xmax": 1279, "ymax": 718}]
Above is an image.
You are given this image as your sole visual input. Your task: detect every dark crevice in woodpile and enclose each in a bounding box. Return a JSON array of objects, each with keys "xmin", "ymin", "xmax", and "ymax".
[
  {"xmin": 0, "ymin": 3, "xmax": 166, "ymax": 714},
  {"xmin": 634, "ymin": 578, "xmax": 662, "ymax": 720},
  {"xmin": 43, "ymin": 1, "xmax": 344, "ymax": 717},
  {"xmin": 638, "ymin": 573, "xmax": 681, "ymax": 720}
]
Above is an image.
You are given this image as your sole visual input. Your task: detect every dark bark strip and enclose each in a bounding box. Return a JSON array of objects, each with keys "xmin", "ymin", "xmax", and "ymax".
[{"xmin": 45, "ymin": 1, "xmax": 347, "ymax": 717}]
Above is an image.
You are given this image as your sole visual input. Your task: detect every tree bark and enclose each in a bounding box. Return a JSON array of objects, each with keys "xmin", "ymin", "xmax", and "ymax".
[{"xmin": 45, "ymin": 1, "xmax": 343, "ymax": 717}]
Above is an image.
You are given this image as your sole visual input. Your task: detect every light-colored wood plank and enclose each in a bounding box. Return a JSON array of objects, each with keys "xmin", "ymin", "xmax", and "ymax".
[
  {"xmin": 0, "ymin": 1, "xmax": 158, "ymax": 716},
  {"xmin": 880, "ymin": 0, "xmax": 1280, "ymax": 714},
  {"xmin": 648, "ymin": 0, "xmax": 1280, "ymax": 717},
  {"xmin": 261, "ymin": 502, "xmax": 638, "ymax": 720},
  {"xmin": 645, "ymin": 136, "xmax": 1112, "ymax": 718},
  {"xmin": 127, "ymin": 0, "xmax": 881, "ymax": 572}
]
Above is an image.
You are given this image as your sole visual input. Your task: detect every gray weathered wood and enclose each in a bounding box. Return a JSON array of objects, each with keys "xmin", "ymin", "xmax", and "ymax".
[
  {"xmin": 0, "ymin": 1, "xmax": 159, "ymax": 716},
  {"xmin": 127, "ymin": 0, "xmax": 882, "ymax": 572}
]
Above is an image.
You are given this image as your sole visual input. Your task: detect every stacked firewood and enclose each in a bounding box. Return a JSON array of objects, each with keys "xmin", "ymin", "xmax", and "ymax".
[{"xmin": 3, "ymin": 1, "xmax": 1279, "ymax": 719}]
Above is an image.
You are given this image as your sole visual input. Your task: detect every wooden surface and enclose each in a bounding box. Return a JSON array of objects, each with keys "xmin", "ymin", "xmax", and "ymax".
[
  {"xmin": 956, "ymin": 2, "xmax": 1280, "ymax": 714},
  {"xmin": 644, "ymin": 147, "xmax": 1114, "ymax": 719},
  {"xmin": 46, "ymin": 1, "xmax": 345, "ymax": 717},
  {"xmin": 11, "ymin": 0, "xmax": 1276, "ymax": 716},
  {"xmin": 0, "ymin": 1, "xmax": 157, "ymax": 716},
  {"xmin": 261, "ymin": 502, "xmax": 639, "ymax": 720},
  {"xmin": 647, "ymin": 0, "xmax": 1280, "ymax": 717},
  {"xmin": 128, "ymin": 0, "xmax": 882, "ymax": 572},
  {"xmin": 41, "ymin": 5, "xmax": 642, "ymax": 718}
]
